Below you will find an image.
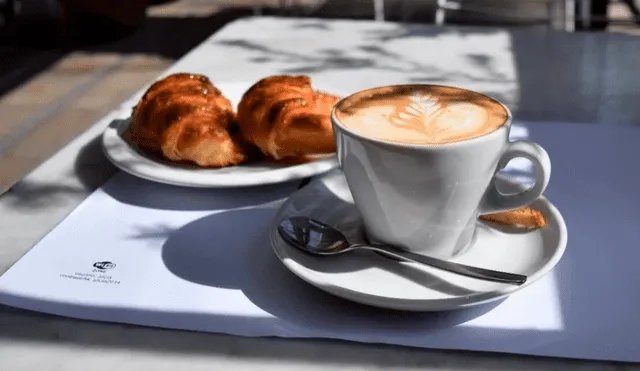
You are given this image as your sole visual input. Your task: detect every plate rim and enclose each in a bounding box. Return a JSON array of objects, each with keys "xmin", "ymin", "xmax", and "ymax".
[
  {"xmin": 269, "ymin": 171, "xmax": 568, "ymax": 312},
  {"xmin": 101, "ymin": 116, "xmax": 340, "ymax": 188}
]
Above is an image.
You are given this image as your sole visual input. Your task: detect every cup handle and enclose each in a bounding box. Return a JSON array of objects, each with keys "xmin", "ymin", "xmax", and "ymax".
[{"xmin": 479, "ymin": 140, "xmax": 551, "ymax": 214}]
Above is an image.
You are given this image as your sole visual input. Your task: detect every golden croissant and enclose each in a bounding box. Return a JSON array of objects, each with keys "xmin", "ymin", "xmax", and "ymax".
[
  {"xmin": 129, "ymin": 73, "xmax": 249, "ymax": 167},
  {"xmin": 236, "ymin": 75, "xmax": 339, "ymax": 160}
]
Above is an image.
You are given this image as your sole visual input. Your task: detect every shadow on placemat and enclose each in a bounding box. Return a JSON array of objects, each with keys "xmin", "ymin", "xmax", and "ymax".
[{"xmin": 161, "ymin": 207, "xmax": 502, "ymax": 331}]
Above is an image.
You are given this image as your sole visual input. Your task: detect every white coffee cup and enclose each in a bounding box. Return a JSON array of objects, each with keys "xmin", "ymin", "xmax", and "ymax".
[{"xmin": 331, "ymin": 84, "xmax": 551, "ymax": 259}]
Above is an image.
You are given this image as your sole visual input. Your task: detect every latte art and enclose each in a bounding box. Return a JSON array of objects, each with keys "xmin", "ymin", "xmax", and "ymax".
[
  {"xmin": 335, "ymin": 85, "xmax": 508, "ymax": 144},
  {"xmin": 389, "ymin": 93, "xmax": 442, "ymax": 131},
  {"xmin": 388, "ymin": 93, "xmax": 488, "ymax": 142}
]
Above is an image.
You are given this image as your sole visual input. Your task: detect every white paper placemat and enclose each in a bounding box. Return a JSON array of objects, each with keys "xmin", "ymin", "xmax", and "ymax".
[{"xmin": 1, "ymin": 121, "xmax": 639, "ymax": 363}]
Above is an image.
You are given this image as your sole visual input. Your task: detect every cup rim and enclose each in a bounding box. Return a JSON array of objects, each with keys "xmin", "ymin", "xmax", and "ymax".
[{"xmin": 330, "ymin": 83, "xmax": 513, "ymax": 149}]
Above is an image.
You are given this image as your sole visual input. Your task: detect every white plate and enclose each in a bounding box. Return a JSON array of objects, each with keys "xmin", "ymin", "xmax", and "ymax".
[
  {"xmin": 101, "ymin": 82, "xmax": 342, "ymax": 188},
  {"xmin": 270, "ymin": 170, "xmax": 568, "ymax": 312}
]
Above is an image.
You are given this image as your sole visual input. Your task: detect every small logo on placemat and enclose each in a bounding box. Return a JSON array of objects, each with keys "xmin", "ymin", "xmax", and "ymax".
[{"xmin": 93, "ymin": 261, "xmax": 116, "ymax": 270}]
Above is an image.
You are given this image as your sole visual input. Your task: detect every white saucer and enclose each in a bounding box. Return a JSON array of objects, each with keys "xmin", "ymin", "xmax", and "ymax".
[
  {"xmin": 101, "ymin": 82, "xmax": 342, "ymax": 188},
  {"xmin": 270, "ymin": 170, "xmax": 568, "ymax": 311}
]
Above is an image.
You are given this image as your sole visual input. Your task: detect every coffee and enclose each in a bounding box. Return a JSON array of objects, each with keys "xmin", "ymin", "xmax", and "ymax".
[{"xmin": 334, "ymin": 85, "xmax": 508, "ymax": 144}]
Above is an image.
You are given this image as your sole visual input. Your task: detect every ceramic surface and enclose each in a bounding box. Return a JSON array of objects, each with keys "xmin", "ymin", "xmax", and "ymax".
[
  {"xmin": 270, "ymin": 170, "xmax": 567, "ymax": 311},
  {"xmin": 331, "ymin": 85, "xmax": 551, "ymax": 258}
]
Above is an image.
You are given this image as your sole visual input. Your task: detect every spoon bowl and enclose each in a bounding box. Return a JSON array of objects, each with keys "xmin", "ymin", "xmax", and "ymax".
[{"xmin": 278, "ymin": 217, "xmax": 353, "ymax": 255}]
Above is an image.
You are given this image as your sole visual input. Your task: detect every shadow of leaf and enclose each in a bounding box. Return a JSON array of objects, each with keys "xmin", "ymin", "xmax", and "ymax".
[
  {"xmin": 129, "ymin": 224, "xmax": 176, "ymax": 241},
  {"xmin": 217, "ymin": 26, "xmax": 515, "ymax": 84},
  {"xmin": 293, "ymin": 21, "xmax": 331, "ymax": 30},
  {"xmin": 1, "ymin": 181, "xmax": 87, "ymax": 210}
]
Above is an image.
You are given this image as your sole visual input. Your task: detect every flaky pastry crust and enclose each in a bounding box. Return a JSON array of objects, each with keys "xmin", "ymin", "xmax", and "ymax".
[
  {"xmin": 129, "ymin": 73, "xmax": 249, "ymax": 167},
  {"xmin": 236, "ymin": 75, "xmax": 339, "ymax": 160}
]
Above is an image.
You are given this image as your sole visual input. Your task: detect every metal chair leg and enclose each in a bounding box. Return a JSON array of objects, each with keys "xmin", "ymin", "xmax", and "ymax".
[
  {"xmin": 565, "ymin": 0, "xmax": 577, "ymax": 32},
  {"xmin": 435, "ymin": 0, "xmax": 448, "ymax": 25},
  {"xmin": 373, "ymin": 0, "xmax": 385, "ymax": 21}
]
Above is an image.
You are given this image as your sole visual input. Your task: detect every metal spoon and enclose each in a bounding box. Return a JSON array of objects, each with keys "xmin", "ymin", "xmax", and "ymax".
[{"xmin": 277, "ymin": 216, "xmax": 527, "ymax": 286}]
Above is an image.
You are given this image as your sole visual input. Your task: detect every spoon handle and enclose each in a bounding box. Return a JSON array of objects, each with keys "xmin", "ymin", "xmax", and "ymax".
[{"xmin": 354, "ymin": 244, "xmax": 527, "ymax": 285}]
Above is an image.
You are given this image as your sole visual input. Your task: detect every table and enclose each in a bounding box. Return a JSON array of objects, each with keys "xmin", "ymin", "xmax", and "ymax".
[
  {"xmin": 1, "ymin": 16, "xmax": 639, "ymax": 371},
  {"xmin": 434, "ymin": 0, "xmax": 579, "ymax": 31}
]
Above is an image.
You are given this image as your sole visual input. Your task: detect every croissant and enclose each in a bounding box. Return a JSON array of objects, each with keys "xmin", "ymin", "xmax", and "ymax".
[
  {"xmin": 129, "ymin": 73, "xmax": 249, "ymax": 167},
  {"xmin": 236, "ymin": 75, "xmax": 340, "ymax": 160}
]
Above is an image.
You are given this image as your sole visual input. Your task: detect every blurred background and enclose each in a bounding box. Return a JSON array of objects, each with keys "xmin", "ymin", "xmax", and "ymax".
[{"xmin": 0, "ymin": 0, "xmax": 638, "ymax": 192}]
